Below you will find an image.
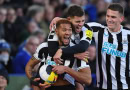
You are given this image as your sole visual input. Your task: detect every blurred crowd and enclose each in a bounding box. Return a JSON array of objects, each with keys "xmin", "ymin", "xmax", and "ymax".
[{"xmin": 0, "ymin": 0, "xmax": 130, "ymax": 89}]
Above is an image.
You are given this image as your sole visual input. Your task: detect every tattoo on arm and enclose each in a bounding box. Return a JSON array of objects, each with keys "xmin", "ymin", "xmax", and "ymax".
[{"xmin": 31, "ymin": 56, "xmax": 36, "ymax": 60}]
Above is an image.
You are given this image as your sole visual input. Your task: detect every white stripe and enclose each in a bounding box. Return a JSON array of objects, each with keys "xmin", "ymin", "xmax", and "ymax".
[
  {"xmin": 111, "ymin": 33, "xmax": 117, "ymax": 89},
  {"xmin": 120, "ymin": 30, "xmax": 128, "ymax": 89},
  {"xmin": 102, "ymin": 29, "xmax": 108, "ymax": 89},
  {"xmin": 87, "ymin": 22, "xmax": 105, "ymax": 28},
  {"xmin": 94, "ymin": 31, "xmax": 100, "ymax": 87},
  {"xmin": 33, "ymin": 42, "xmax": 48, "ymax": 61}
]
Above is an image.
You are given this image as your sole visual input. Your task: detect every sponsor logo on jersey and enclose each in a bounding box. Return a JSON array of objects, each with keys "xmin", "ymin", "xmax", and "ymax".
[
  {"xmin": 102, "ymin": 42, "xmax": 126, "ymax": 58},
  {"xmin": 104, "ymin": 32, "xmax": 109, "ymax": 37}
]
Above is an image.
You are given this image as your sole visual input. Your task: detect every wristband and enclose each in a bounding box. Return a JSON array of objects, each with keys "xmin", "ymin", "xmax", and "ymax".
[{"xmin": 30, "ymin": 77, "xmax": 39, "ymax": 86}]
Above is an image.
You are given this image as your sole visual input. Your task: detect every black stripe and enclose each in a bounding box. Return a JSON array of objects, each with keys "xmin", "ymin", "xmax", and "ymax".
[
  {"xmin": 38, "ymin": 47, "xmax": 48, "ymax": 59},
  {"xmin": 106, "ymin": 31, "xmax": 113, "ymax": 89},
  {"xmin": 125, "ymin": 35, "xmax": 130, "ymax": 89},
  {"xmin": 91, "ymin": 26, "xmax": 103, "ymax": 32},
  {"xmin": 84, "ymin": 23, "xmax": 93, "ymax": 31},
  {"xmin": 69, "ymin": 58, "xmax": 75, "ymax": 68},
  {"xmin": 116, "ymin": 32, "xmax": 123, "ymax": 89},
  {"xmin": 97, "ymin": 29, "xmax": 104, "ymax": 88},
  {"xmin": 86, "ymin": 37, "xmax": 91, "ymax": 41},
  {"xmin": 48, "ymin": 31, "xmax": 55, "ymax": 39},
  {"xmin": 48, "ymin": 35, "xmax": 54, "ymax": 39},
  {"xmin": 77, "ymin": 59, "xmax": 81, "ymax": 67},
  {"xmin": 79, "ymin": 31, "xmax": 83, "ymax": 39},
  {"xmin": 48, "ymin": 41, "xmax": 59, "ymax": 57}
]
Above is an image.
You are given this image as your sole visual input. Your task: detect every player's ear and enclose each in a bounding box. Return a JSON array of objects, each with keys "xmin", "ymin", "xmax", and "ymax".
[
  {"xmin": 55, "ymin": 29, "xmax": 58, "ymax": 34},
  {"xmin": 120, "ymin": 16, "xmax": 124, "ymax": 23}
]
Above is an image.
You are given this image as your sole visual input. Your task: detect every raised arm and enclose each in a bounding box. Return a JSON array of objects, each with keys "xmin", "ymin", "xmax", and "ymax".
[
  {"xmin": 53, "ymin": 24, "xmax": 93, "ymax": 62},
  {"xmin": 49, "ymin": 17, "xmax": 64, "ymax": 30}
]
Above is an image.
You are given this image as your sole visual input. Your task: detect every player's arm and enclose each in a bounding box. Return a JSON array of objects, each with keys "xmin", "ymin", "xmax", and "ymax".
[
  {"xmin": 62, "ymin": 24, "xmax": 93, "ymax": 54},
  {"xmin": 66, "ymin": 67, "xmax": 92, "ymax": 85},
  {"xmin": 54, "ymin": 24, "xmax": 93, "ymax": 62},
  {"xmin": 52, "ymin": 65, "xmax": 91, "ymax": 85},
  {"xmin": 49, "ymin": 17, "xmax": 64, "ymax": 30},
  {"xmin": 25, "ymin": 56, "xmax": 40, "ymax": 79}
]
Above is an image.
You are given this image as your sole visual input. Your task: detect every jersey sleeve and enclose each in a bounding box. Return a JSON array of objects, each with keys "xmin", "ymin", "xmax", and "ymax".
[
  {"xmin": 76, "ymin": 60, "xmax": 90, "ymax": 71},
  {"xmin": 86, "ymin": 22, "xmax": 105, "ymax": 32},
  {"xmin": 33, "ymin": 43, "xmax": 48, "ymax": 61}
]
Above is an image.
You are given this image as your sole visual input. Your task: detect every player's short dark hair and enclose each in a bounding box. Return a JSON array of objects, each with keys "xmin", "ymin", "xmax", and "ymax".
[
  {"xmin": 108, "ymin": 3, "xmax": 124, "ymax": 15},
  {"xmin": 67, "ymin": 4, "xmax": 85, "ymax": 18},
  {"xmin": 56, "ymin": 19, "xmax": 75, "ymax": 32}
]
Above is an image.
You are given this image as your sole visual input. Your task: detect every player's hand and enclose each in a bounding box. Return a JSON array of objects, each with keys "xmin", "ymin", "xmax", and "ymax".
[
  {"xmin": 53, "ymin": 49, "xmax": 63, "ymax": 64},
  {"xmin": 39, "ymin": 83, "xmax": 51, "ymax": 88},
  {"xmin": 49, "ymin": 17, "xmax": 63, "ymax": 30},
  {"xmin": 52, "ymin": 65, "xmax": 67, "ymax": 74},
  {"xmin": 31, "ymin": 77, "xmax": 51, "ymax": 88},
  {"xmin": 30, "ymin": 77, "xmax": 40, "ymax": 86},
  {"xmin": 74, "ymin": 51, "xmax": 89, "ymax": 62}
]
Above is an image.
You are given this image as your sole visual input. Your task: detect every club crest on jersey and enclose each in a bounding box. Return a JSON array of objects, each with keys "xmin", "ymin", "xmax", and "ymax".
[{"xmin": 85, "ymin": 30, "xmax": 93, "ymax": 39}]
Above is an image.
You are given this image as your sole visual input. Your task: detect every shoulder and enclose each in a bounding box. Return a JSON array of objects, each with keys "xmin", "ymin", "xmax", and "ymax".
[
  {"xmin": 36, "ymin": 42, "xmax": 48, "ymax": 50},
  {"xmin": 122, "ymin": 26, "xmax": 130, "ymax": 32},
  {"xmin": 86, "ymin": 22, "xmax": 105, "ymax": 28},
  {"xmin": 83, "ymin": 22, "xmax": 106, "ymax": 32}
]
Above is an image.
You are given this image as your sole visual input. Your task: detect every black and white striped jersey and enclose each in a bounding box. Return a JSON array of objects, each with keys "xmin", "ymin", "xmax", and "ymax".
[
  {"xmin": 87, "ymin": 22, "xmax": 130, "ymax": 89},
  {"xmin": 33, "ymin": 42, "xmax": 89, "ymax": 72}
]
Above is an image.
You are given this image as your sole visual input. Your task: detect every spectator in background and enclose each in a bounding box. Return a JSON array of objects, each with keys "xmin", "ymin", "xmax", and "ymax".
[
  {"xmin": 96, "ymin": 0, "xmax": 109, "ymax": 13},
  {"xmin": 0, "ymin": 39, "xmax": 12, "ymax": 73},
  {"xmin": 0, "ymin": 7, "xmax": 7, "ymax": 39},
  {"xmin": 19, "ymin": 30, "xmax": 46, "ymax": 51},
  {"xmin": 12, "ymin": 35, "xmax": 40, "ymax": 73},
  {"xmin": 125, "ymin": 0, "xmax": 130, "ymax": 22},
  {"xmin": 49, "ymin": 0, "xmax": 67, "ymax": 17},
  {"xmin": 124, "ymin": 22, "xmax": 130, "ymax": 28},
  {"xmin": 85, "ymin": 41, "xmax": 97, "ymax": 90},
  {"xmin": 20, "ymin": 21, "xmax": 40, "ymax": 42},
  {"xmin": 4, "ymin": 7, "xmax": 25, "ymax": 56},
  {"xmin": 31, "ymin": 30, "xmax": 46, "ymax": 43},
  {"xmin": 40, "ymin": 5, "xmax": 55, "ymax": 36},
  {"xmin": 26, "ymin": 5, "xmax": 48, "ymax": 36},
  {"xmin": 97, "ymin": 11, "xmax": 106, "ymax": 25},
  {"xmin": 26, "ymin": 5, "xmax": 44, "ymax": 25},
  {"xmin": 0, "ymin": 65, "xmax": 9, "ymax": 90},
  {"xmin": 83, "ymin": 0, "xmax": 97, "ymax": 22}
]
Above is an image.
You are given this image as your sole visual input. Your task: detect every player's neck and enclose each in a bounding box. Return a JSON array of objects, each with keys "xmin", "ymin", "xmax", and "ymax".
[{"xmin": 109, "ymin": 25, "xmax": 121, "ymax": 32}]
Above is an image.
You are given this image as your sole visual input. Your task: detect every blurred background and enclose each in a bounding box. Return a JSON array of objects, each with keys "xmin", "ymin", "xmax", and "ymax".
[{"xmin": 0, "ymin": 0, "xmax": 129, "ymax": 90}]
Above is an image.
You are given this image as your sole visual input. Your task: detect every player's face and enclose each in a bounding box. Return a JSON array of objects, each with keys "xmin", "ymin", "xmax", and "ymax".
[
  {"xmin": 56, "ymin": 24, "xmax": 72, "ymax": 46},
  {"xmin": 68, "ymin": 16, "xmax": 85, "ymax": 34},
  {"xmin": 106, "ymin": 9, "xmax": 124, "ymax": 32}
]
